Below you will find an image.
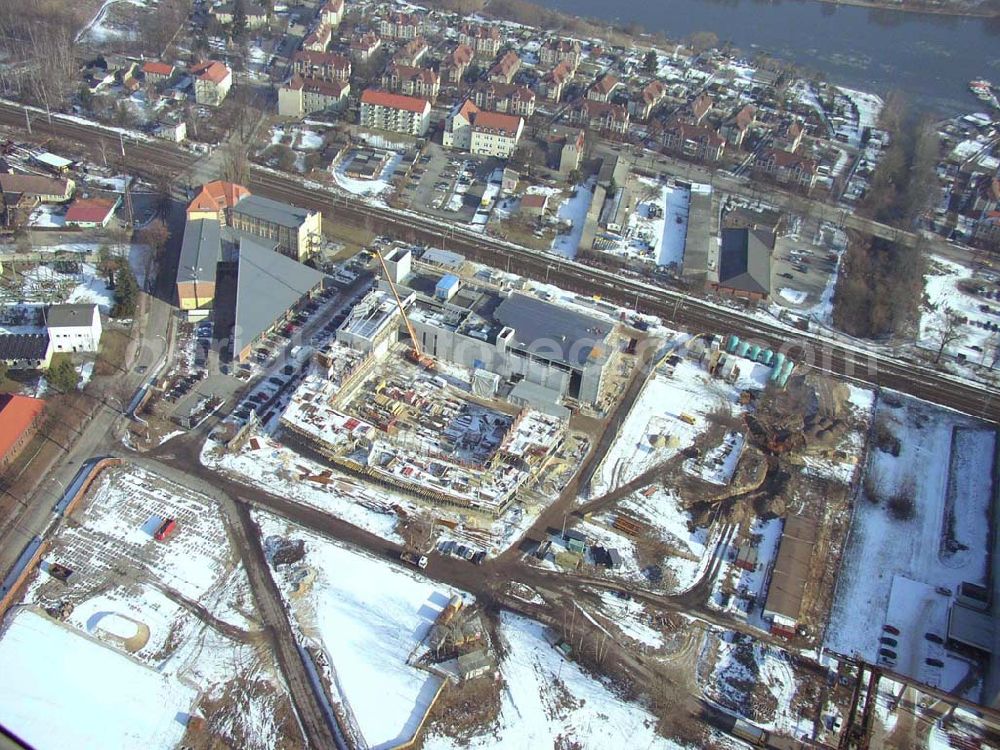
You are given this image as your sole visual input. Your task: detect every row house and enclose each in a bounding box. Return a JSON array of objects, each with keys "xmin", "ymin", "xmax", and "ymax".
[
  {"xmin": 292, "ymin": 50, "xmax": 351, "ymax": 81},
  {"xmin": 659, "ymin": 120, "xmax": 725, "ymax": 162},
  {"xmin": 720, "ymin": 104, "xmax": 756, "ymax": 148},
  {"xmin": 302, "ymin": 23, "xmax": 333, "ymax": 52},
  {"xmin": 688, "ymin": 92, "xmax": 713, "ymax": 125},
  {"xmin": 394, "ymin": 37, "xmax": 429, "ymax": 67},
  {"xmin": 440, "ymin": 43, "xmax": 474, "ymax": 87},
  {"xmin": 379, "ymin": 12, "xmax": 422, "ymax": 40},
  {"xmin": 587, "ymin": 74, "xmax": 619, "ymax": 103},
  {"xmin": 566, "ymin": 99, "xmax": 629, "ymax": 136},
  {"xmin": 754, "ymin": 147, "xmax": 818, "ymax": 189},
  {"xmin": 211, "ymin": 2, "xmax": 269, "ymax": 29},
  {"xmin": 458, "ymin": 24, "xmax": 502, "ymax": 58},
  {"xmin": 381, "ymin": 63, "xmax": 440, "ymax": 102},
  {"xmin": 350, "ymin": 32, "xmax": 382, "ymax": 62},
  {"xmin": 320, "ymin": 0, "xmax": 344, "ymax": 27},
  {"xmin": 629, "ymin": 80, "xmax": 666, "ymax": 121},
  {"xmin": 471, "ymin": 82, "xmax": 535, "ymax": 118},
  {"xmin": 278, "ymin": 75, "xmax": 349, "ymax": 117},
  {"xmin": 539, "ymin": 38, "xmax": 581, "ymax": 70},
  {"xmin": 539, "ymin": 60, "xmax": 573, "ymax": 103},
  {"xmin": 443, "ymin": 100, "xmax": 523, "ymax": 159},
  {"xmin": 191, "ymin": 60, "xmax": 232, "ymax": 107},
  {"xmin": 360, "ymin": 89, "xmax": 431, "ymax": 137},
  {"xmin": 488, "ymin": 50, "xmax": 520, "ymax": 84}
]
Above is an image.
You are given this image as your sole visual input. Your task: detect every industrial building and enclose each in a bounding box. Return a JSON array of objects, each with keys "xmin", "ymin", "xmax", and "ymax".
[
  {"xmin": 230, "ymin": 194, "xmax": 321, "ymax": 262},
  {"xmin": 762, "ymin": 516, "xmax": 818, "ymax": 637}
]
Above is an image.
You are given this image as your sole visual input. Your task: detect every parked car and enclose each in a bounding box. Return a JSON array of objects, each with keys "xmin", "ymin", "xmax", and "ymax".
[
  {"xmin": 472, "ymin": 551, "xmax": 486, "ymax": 565},
  {"xmin": 268, "ymin": 377, "xmax": 285, "ymax": 387},
  {"xmin": 925, "ymin": 658, "xmax": 944, "ymax": 668},
  {"xmin": 881, "ymin": 637, "xmax": 898, "ymax": 648},
  {"xmin": 455, "ymin": 544, "xmax": 468, "ymax": 559},
  {"xmin": 462, "ymin": 547, "xmax": 475, "ymax": 561},
  {"xmin": 883, "ymin": 624, "xmax": 900, "ymax": 636},
  {"xmin": 925, "ymin": 633, "xmax": 944, "ymax": 644},
  {"xmin": 878, "ymin": 648, "xmax": 897, "ymax": 660}
]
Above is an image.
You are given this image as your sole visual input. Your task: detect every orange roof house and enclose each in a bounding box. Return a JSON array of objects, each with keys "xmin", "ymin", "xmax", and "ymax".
[
  {"xmin": 186, "ymin": 181, "xmax": 251, "ymax": 224},
  {"xmin": 0, "ymin": 394, "xmax": 45, "ymax": 470}
]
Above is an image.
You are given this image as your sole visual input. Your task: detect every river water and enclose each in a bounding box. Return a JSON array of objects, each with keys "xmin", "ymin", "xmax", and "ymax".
[{"xmin": 534, "ymin": 0, "xmax": 1000, "ymax": 115}]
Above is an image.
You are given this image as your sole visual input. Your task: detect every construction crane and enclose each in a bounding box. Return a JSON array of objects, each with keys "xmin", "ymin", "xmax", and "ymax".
[{"xmin": 372, "ymin": 247, "xmax": 435, "ymax": 370}]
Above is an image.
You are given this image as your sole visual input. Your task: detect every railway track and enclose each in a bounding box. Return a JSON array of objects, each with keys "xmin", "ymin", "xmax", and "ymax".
[{"xmin": 2, "ymin": 101, "xmax": 996, "ymax": 421}]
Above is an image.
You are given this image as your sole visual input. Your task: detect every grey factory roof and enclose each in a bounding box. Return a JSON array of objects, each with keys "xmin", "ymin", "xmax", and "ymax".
[
  {"xmin": 46, "ymin": 303, "xmax": 98, "ymax": 328},
  {"xmin": 0, "ymin": 333, "xmax": 50, "ymax": 361},
  {"xmin": 718, "ymin": 228, "xmax": 772, "ymax": 295},
  {"xmin": 494, "ymin": 293, "xmax": 610, "ymax": 368},
  {"xmin": 232, "ymin": 237, "xmax": 325, "ymax": 357},
  {"xmin": 178, "ymin": 218, "xmax": 222, "ymax": 284},
  {"xmin": 232, "ymin": 194, "xmax": 313, "ymax": 229},
  {"xmin": 948, "ymin": 602, "xmax": 994, "ymax": 653}
]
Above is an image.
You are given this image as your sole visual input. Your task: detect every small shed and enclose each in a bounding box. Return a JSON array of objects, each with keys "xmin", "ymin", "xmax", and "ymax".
[
  {"xmin": 435, "ymin": 274, "xmax": 460, "ymax": 301},
  {"xmin": 457, "ymin": 648, "xmax": 495, "ymax": 680},
  {"xmin": 606, "ymin": 548, "xmax": 622, "ymax": 569},
  {"xmin": 564, "ymin": 529, "xmax": 587, "ymax": 554}
]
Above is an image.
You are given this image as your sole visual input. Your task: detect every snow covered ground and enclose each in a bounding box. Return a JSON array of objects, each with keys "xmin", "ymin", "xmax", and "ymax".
[
  {"xmin": 0, "ymin": 610, "xmax": 195, "ymax": 750},
  {"xmin": 920, "ymin": 254, "xmax": 1000, "ymax": 365},
  {"xmin": 0, "ymin": 262, "xmax": 114, "ymax": 312},
  {"xmin": 590, "ymin": 180, "xmax": 690, "ymax": 269},
  {"xmin": 332, "ymin": 151, "xmax": 404, "ymax": 199},
  {"xmin": 550, "ymin": 178, "xmax": 596, "ymax": 259},
  {"xmin": 424, "ymin": 612, "xmax": 685, "ymax": 749},
  {"xmin": 825, "ymin": 392, "xmax": 993, "ymax": 688},
  {"xmin": 257, "ymin": 513, "xmax": 462, "ymax": 750}
]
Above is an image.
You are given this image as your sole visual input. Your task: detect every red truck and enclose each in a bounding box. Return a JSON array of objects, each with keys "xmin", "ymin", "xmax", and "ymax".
[{"xmin": 154, "ymin": 518, "xmax": 177, "ymax": 541}]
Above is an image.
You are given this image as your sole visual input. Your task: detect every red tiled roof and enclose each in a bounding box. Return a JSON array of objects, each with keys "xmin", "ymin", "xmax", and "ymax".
[
  {"xmin": 592, "ymin": 74, "xmax": 618, "ymax": 95},
  {"xmin": 472, "ymin": 110, "xmax": 522, "ymax": 137},
  {"xmin": 299, "ymin": 76, "xmax": 348, "ymax": 97},
  {"xmin": 293, "ymin": 50, "xmax": 351, "ymax": 69},
  {"xmin": 521, "ymin": 194, "xmax": 548, "ymax": 209},
  {"xmin": 65, "ymin": 197, "xmax": 116, "ymax": 224},
  {"xmin": 142, "ymin": 61, "xmax": 174, "ymax": 77},
  {"xmin": 0, "ymin": 394, "xmax": 44, "ymax": 461},
  {"xmin": 187, "ymin": 180, "xmax": 251, "ymax": 215},
  {"xmin": 361, "ymin": 89, "xmax": 429, "ymax": 113},
  {"xmin": 192, "ymin": 60, "xmax": 230, "ymax": 84}
]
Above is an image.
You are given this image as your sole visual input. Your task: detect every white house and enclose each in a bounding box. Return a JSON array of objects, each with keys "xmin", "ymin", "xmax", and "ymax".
[{"xmin": 46, "ymin": 304, "xmax": 103, "ymax": 353}]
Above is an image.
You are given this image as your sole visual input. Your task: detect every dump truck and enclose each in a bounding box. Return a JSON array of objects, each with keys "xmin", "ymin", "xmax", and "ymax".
[{"xmin": 400, "ymin": 551, "xmax": 428, "ymax": 569}]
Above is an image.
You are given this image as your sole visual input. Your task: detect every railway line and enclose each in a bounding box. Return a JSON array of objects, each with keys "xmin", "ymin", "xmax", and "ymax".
[{"xmin": 1, "ymin": 100, "xmax": 997, "ymax": 421}]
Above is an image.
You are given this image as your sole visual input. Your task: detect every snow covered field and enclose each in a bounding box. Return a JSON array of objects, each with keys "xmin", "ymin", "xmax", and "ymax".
[
  {"xmin": 825, "ymin": 393, "xmax": 994, "ymax": 688},
  {"xmin": 0, "ymin": 610, "xmax": 194, "ymax": 750},
  {"xmin": 257, "ymin": 513, "xmax": 462, "ymax": 750},
  {"xmin": 920, "ymin": 254, "xmax": 1000, "ymax": 365},
  {"xmin": 550, "ymin": 178, "xmax": 596, "ymax": 259},
  {"xmin": 332, "ymin": 150, "xmax": 404, "ymax": 198},
  {"xmin": 424, "ymin": 613, "xmax": 685, "ymax": 749}
]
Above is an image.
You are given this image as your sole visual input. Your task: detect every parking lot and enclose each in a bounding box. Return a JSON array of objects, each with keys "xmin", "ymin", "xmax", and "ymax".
[
  {"xmin": 400, "ymin": 144, "xmax": 502, "ymax": 223},
  {"xmin": 770, "ymin": 217, "xmax": 847, "ymax": 316}
]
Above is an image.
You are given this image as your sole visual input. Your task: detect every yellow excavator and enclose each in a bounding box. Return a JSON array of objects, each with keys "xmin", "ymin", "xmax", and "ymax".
[{"xmin": 372, "ymin": 247, "xmax": 436, "ymax": 370}]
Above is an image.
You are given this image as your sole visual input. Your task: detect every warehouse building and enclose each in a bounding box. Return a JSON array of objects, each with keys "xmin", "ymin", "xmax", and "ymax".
[{"xmin": 762, "ymin": 516, "xmax": 817, "ymax": 637}]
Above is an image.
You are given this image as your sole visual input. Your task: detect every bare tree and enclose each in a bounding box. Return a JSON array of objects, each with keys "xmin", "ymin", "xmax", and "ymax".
[{"xmin": 934, "ymin": 308, "xmax": 963, "ymax": 364}]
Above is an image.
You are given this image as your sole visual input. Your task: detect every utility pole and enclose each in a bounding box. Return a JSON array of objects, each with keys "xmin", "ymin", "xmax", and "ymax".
[
  {"xmin": 119, "ymin": 133, "xmax": 134, "ymax": 228},
  {"xmin": 24, "ymin": 107, "xmax": 31, "ymax": 135}
]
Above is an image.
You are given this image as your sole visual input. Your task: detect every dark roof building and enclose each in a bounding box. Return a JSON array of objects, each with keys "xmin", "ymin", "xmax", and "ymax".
[
  {"xmin": 494, "ymin": 293, "xmax": 610, "ymax": 369},
  {"xmin": 711, "ymin": 227, "xmax": 772, "ymax": 299},
  {"xmin": 176, "ymin": 218, "xmax": 222, "ymax": 311},
  {"xmin": 232, "ymin": 236, "xmax": 325, "ymax": 362}
]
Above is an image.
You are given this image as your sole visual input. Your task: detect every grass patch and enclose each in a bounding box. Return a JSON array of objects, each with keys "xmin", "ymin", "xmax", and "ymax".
[{"xmin": 94, "ymin": 328, "xmax": 132, "ymax": 377}]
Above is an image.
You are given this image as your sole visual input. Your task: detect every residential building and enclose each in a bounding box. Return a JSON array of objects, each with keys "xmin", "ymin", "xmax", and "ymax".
[
  {"xmin": 566, "ymin": 99, "xmax": 629, "ymax": 136},
  {"xmin": 440, "ymin": 44, "xmax": 474, "ymax": 87},
  {"xmin": 191, "ymin": 60, "xmax": 232, "ymax": 106},
  {"xmin": 350, "ymin": 32, "xmax": 382, "ymax": 62},
  {"xmin": 141, "ymin": 61, "xmax": 174, "ymax": 84},
  {"xmin": 0, "ymin": 334, "xmax": 53, "ymax": 371},
  {"xmin": 278, "ymin": 75, "xmax": 350, "ymax": 116},
  {"xmin": 0, "ymin": 394, "xmax": 45, "ymax": 471},
  {"xmin": 155, "ymin": 120, "xmax": 187, "ymax": 142},
  {"xmin": 773, "ymin": 119, "xmax": 806, "ymax": 153},
  {"xmin": 539, "ymin": 60, "xmax": 573, "ymax": 103},
  {"xmin": 660, "ymin": 120, "xmax": 725, "ymax": 162},
  {"xmin": 539, "ymin": 38, "xmax": 581, "ymax": 69},
  {"xmin": 46, "ymin": 304, "xmax": 102, "ymax": 353},
  {"xmin": 64, "ymin": 197, "xmax": 118, "ymax": 228},
  {"xmin": 630, "ymin": 80, "xmax": 666, "ymax": 121},
  {"xmin": 0, "ymin": 174, "xmax": 75, "ymax": 203},
  {"xmin": 688, "ymin": 92, "xmax": 713, "ymax": 125},
  {"xmin": 443, "ymin": 100, "xmax": 523, "ymax": 159},
  {"xmin": 210, "ymin": 2, "xmax": 268, "ymax": 28},
  {"xmin": 708, "ymin": 227, "xmax": 772, "ymax": 300},
  {"xmin": 393, "ymin": 37, "xmax": 429, "ymax": 67},
  {"xmin": 487, "ymin": 50, "xmax": 520, "ymax": 84},
  {"xmin": 359, "ymin": 89, "xmax": 431, "ymax": 137},
  {"xmin": 471, "ymin": 82, "xmax": 535, "ymax": 118},
  {"xmin": 587, "ymin": 74, "xmax": 619, "ymax": 103},
  {"xmin": 754, "ymin": 148, "xmax": 818, "ymax": 189},
  {"xmin": 458, "ymin": 24, "xmax": 502, "ymax": 57},
  {"xmin": 292, "ymin": 50, "xmax": 351, "ymax": 81},
  {"xmin": 379, "ymin": 12, "xmax": 421, "ymax": 39},
  {"xmin": 521, "ymin": 193, "xmax": 548, "ymax": 218},
  {"xmin": 302, "ymin": 23, "xmax": 333, "ymax": 52},
  {"xmin": 176, "ymin": 218, "xmax": 222, "ymax": 312},
  {"xmin": 186, "ymin": 180, "xmax": 251, "ymax": 223},
  {"xmin": 319, "ymin": 0, "xmax": 344, "ymax": 28},
  {"xmin": 380, "ymin": 64, "xmax": 439, "ymax": 102},
  {"xmin": 230, "ymin": 194, "xmax": 322, "ymax": 262},
  {"xmin": 720, "ymin": 104, "xmax": 756, "ymax": 148}
]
